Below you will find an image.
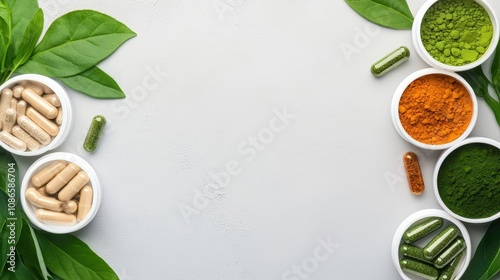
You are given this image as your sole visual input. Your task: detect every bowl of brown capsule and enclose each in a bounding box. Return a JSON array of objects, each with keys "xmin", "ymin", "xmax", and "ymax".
[
  {"xmin": 20, "ymin": 152, "xmax": 102, "ymax": 234},
  {"xmin": 0, "ymin": 74, "xmax": 73, "ymax": 156}
]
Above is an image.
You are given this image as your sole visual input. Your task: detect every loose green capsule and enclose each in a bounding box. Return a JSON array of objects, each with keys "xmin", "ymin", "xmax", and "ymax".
[
  {"xmin": 370, "ymin": 46, "xmax": 410, "ymax": 77},
  {"xmin": 83, "ymin": 115, "xmax": 106, "ymax": 153},
  {"xmin": 434, "ymin": 237, "xmax": 466, "ymax": 269},
  {"xmin": 400, "ymin": 244, "xmax": 433, "ymax": 264},
  {"xmin": 400, "ymin": 258, "xmax": 439, "ymax": 280},
  {"xmin": 423, "ymin": 225, "xmax": 459, "ymax": 260},
  {"xmin": 438, "ymin": 251, "xmax": 464, "ymax": 280},
  {"xmin": 403, "ymin": 217, "xmax": 443, "ymax": 244}
]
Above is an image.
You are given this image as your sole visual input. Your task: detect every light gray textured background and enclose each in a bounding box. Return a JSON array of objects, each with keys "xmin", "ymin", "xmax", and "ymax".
[{"xmin": 14, "ymin": 0, "xmax": 500, "ymax": 279}]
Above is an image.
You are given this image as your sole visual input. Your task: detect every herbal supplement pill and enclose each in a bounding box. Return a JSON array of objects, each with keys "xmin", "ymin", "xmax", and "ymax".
[
  {"xmin": 438, "ymin": 251, "xmax": 464, "ymax": 280},
  {"xmin": 26, "ymin": 107, "xmax": 59, "ymax": 136},
  {"xmin": 400, "ymin": 258, "xmax": 439, "ymax": 280},
  {"xmin": 403, "ymin": 151, "xmax": 425, "ymax": 195},
  {"xmin": 83, "ymin": 115, "xmax": 106, "ymax": 153},
  {"xmin": 10, "ymin": 98, "xmax": 17, "ymax": 110},
  {"xmin": 400, "ymin": 244, "xmax": 433, "ymax": 264},
  {"xmin": 31, "ymin": 160, "xmax": 67, "ymax": 187},
  {"xmin": 12, "ymin": 126, "xmax": 40, "ymax": 151},
  {"xmin": 26, "ymin": 82, "xmax": 44, "ymax": 95},
  {"xmin": 36, "ymin": 209, "xmax": 76, "ymax": 225},
  {"xmin": 403, "ymin": 217, "xmax": 443, "ymax": 244},
  {"xmin": 42, "ymin": 94, "xmax": 61, "ymax": 107},
  {"xmin": 3, "ymin": 108, "xmax": 16, "ymax": 133},
  {"xmin": 58, "ymin": 171, "xmax": 90, "ymax": 201},
  {"xmin": 37, "ymin": 186, "xmax": 49, "ymax": 196},
  {"xmin": 12, "ymin": 85, "xmax": 23, "ymax": 99},
  {"xmin": 371, "ymin": 46, "xmax": 410, "ymax": 77},
  {"xmin": 56, "ymin": 108, "xmax": 63, "ymax": 126},
  {"xmin": 62, "ymin": 200, "xmax": 78, "ymax": 214},
  {"xmin": 46, "ymin": 163, "xmax": 81, "ymax": 194},
  {"xmin": 21, "ymin": 88, "xmax": 58, "ymax": 119},
  {"xmin": 423, "ymin": 225, "xmax": 459, "ymax": 260},
  {"xmin": 0, "ymin": 88, "xmax": 13, "ymax": 129},
  {"xmin": 17, "ymin": 115, "xmax": 51, "ymax": 145},
  {"xmin": 16, "ymin": 100, "xmax": 27, "ymax": 116},
  {"xmin": 25, "ymin": 187, "xmax": 63, "ymax": 212},
  {"xmin": 0, "ymin": 131, "xmax": 26, "ymax": 151},
  {"xmin": 434, "ymin": 237, "xmax": 466, "ymax": 269},
  {"xmin": 77, "ymin": 186, "xmax": 93, "ymax": 221}
]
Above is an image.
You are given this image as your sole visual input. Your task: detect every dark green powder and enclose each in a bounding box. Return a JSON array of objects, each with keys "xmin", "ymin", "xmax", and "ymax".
[
  {"xmin": 420, "ymin": 0, "xmax": 493, "ymax": 66},
  {"xmin": 438, "ymin": 143, "xmax": 500, "ymax": 219}
]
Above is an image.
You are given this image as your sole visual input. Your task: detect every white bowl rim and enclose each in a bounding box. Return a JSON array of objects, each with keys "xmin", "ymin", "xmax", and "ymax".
[
  {"xmin": 412, "ymin": 0, "xmax": 500, "ymax": 72},
  {"xmin": 433, "ymin": 137, "xmax": 500, "ymax": 223},
  {"xmin": 0, "ymin": 74, "xmax": 73, "ymax": 156},
  {"xmin": 391, "ymin": 209, "xmax": 472, "ymax": 280},
  {"xmin": 20, "ymin": 152, "xmax": 102, "ymax": 234},
  {"xmin": 391, "ymin": 68, "xmax": 478, "ymax": 150}
]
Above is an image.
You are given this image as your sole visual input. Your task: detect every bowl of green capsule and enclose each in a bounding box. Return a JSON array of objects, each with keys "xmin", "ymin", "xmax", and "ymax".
[
  {"xmin": 412, "ymin": 0, "xmax": 499, "ymax": 71},
  {"xmin": 392, "ymin": 209, "xmax": 471, "ymax": 280}
]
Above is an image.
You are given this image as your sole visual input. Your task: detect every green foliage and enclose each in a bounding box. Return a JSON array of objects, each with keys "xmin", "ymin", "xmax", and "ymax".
[{"xmin": 344, "ymin": 0, "xmax": 414, "ymax": 30}]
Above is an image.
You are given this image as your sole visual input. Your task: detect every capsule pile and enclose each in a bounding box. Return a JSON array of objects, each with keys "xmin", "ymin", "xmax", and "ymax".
[
  {"xmin": 25, "ymin": 160, "xmax": 93, "ymax": 225},
  {"xmin": 0, "ymin": 80, "xmax": 63, "ymax": 151},
  {"xmin": 399, "ymin": 217, "xmax": 466, "ymax": 280}
]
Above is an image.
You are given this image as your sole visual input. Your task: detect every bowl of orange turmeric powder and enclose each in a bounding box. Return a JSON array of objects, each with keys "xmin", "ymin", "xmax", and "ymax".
[{"xmin": 391, "ymin": 68, "xmax": 478, "ymax": 150}]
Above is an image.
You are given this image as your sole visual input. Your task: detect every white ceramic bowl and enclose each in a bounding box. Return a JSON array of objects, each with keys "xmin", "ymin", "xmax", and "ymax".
[
  {"xmin": 391, "ymin": 68, "xmax": 478, "ymax": 150},
  {"xmin": 21, "ymin": 152, "xmax": 102, "ymax": 234},
  {"xmin": 412, "ymin": 0, "xmax": 499, "ymax": 71},
  {"xmin": 0, "ymin": 74, "xmax": 73, "ymax": 156},
  {"xmin": 392, "ymin": 209, "xmax": 471, "ymax": 280},
  {"xmin": 434, "ymin": 137, "xmax": 500, "ymax": 223}
]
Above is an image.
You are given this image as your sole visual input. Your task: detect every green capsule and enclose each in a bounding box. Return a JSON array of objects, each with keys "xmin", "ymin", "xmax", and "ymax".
[
  {"xmin": 423, "ymin": 225, "xmax": 459, "ymax": 260},
  {"xmin": 400, "ymin": 244, "xmax": 433, "ymax": 264},
  {"xmin": 403, "ymin": 217, "xmax": 443, "ymax": 244},
  {"xmin": 434, "ymin": 237, "xmax": 466, "ymax": 269},
  {"xmin": 400, "ymin": 258, "xmax": 439, "ymax": 280},
  {"xmin": 438, "ymin": 251, "xmax": 464, "ymax": 280},
  {"xmin": 83, "ymin": 115, "xmax": 106, "ymax": 153},
  {"xmin": 370, "ymin": 46, "xmax": 410, "ymax": 77}
]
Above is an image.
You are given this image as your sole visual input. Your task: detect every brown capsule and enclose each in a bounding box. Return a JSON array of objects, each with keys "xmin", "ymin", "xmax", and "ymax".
[
  {"xmin": 0, "ymin": 131, "xmax": 26, "ymax": 151},
  {"xmin": 77, "ymin": 186, "xmax": 93, "ymax": 221},
  {"xmin": 12, "ymin": 126, "xmax": 41, "ymax": 151},
  {"xmin": 3, "ymin": 108, "xmax": 16, "ymax": 133},
  {"xmin": 36, "ymin": 209, "xmax": 76, "ymax": 225},
  {"xmin": 17, "ymin": 115, "xmax": 51, "ymax": 145},
  {"xmin": 46, "ymin": 162, "xmax": 81, "ymax": 194},
  {"xmin": 21, "ymin": 88, "xmax": 58, "ymax": 119},
  {"xmin": 63, "ymin": 200, "xmax": 78, "ymax": 214},
  {"xmin": 31, "ymin": 160, "xmax": 67, "ymax": 187},
  {"xmin": 26, "ymin": 107, "xmax": 59, "ymax": 136},
  {"xmin": 403, "ymin": 152, "xmax": 425, "ymax": 195},
  {"xmin": 0, "ymin": 88, "xmax": 13, "ymax": 129},
  {"xmin": 12, "ymin": 85, "xmax": 24, "ymax": 99},
  {"xmin": 25, "ymin": 187, "xmax": 63, "ymax": 212},
  {"xmin": 57, "ymin": 171, "xmax": 89, "ymax": 202},
  {"xmin": 42, "ymin": 94, "xmax": 61, "ymax": 107},
  {"xmin": 16, "ymin": 100, "xmax": 27, "ymax": 116}
]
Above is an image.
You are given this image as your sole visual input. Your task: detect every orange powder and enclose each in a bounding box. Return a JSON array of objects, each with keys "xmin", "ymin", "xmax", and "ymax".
[{"xmin": 398, "ymin": 74, "xmax": 473, "ymax": 145}]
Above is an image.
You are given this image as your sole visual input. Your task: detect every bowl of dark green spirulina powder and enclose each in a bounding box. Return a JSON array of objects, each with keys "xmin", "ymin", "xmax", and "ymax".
[
  {"xmin": 412, "ymin": 0, "xmax": 499, "ymax": 71},
  {"xmin": 434, "ymin": 137, "xmax": 500, "ymax": 223}
]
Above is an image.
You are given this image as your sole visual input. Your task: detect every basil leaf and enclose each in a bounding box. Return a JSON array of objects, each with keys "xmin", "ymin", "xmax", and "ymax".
[
  {"xmin": 59, "ymin": 66, "xmax": 126, "ymax": 99},
  {"xmin": 462, "ymin": 219, "xmax": 500, "ymax": 280},
  {"xmin": 11, "ymin": 8, "xmax": 43, "ymax": 68},
  {"xmin": 344, "ymin": 0, "xmax": 414, "ymax": 30},
  {"xmin": 0, "ymin": 2, "xmax": 12, "ymax": 72},
  {"xmin": 3, "ymin": 0, "xmax": 39, "ymax": 70},
  {"xmin": 17, "ymin": 10, "xmax": 136, "ymax": 78},
  {"xmin": 37, "ymin": 231, "xmax": 119, "ymax": 280},
  {"xmin": 491, "ymin": 39, "xmax": 500, "ymax": 94}
]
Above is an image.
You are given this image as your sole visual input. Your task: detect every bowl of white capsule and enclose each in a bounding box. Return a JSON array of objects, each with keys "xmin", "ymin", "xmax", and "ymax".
[
  {"xmin": 20, "ymin": 152, "xmax": 102, "ymax": 234},
  {"xmin": 0, "ymin": 74, "xmax": 73, "ymax": 156}
]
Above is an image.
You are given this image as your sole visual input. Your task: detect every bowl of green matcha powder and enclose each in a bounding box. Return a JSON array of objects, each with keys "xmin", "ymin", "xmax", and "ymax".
[
  {"xmin": 434, "ymin": 137, "xmax": 500, "ymax": 223},
  {"xmin": 413, "ymin": 0, "xmax": 499, "ymax": 71}
]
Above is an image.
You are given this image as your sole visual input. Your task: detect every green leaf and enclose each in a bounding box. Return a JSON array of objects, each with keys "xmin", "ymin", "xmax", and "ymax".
[
  {"xmin": 0, "ymin": 2, "xmax": 12, "ymax": 72},
  {"xmin": 59, "ymin": 66, "xmax": 126, "ymax": 99},
  {"xmin": 459, "ymin": 66, "xmax": 492, "ymax": 98},
  {"xmin": 1, "ymin": 252, "xmax": 38, "ymax": 280},
  {"xmin": 17, "ymin": 9, "xmax": 136, "ymax": 78},
  {"xmin": 16, "ymin": 220, "xmax": 47, "ymax": 280},
  {"xmin": 36, "ymin": 231, "xmax": 118, "ymax": 280},
  {"xmin": 344, "ymin": 0, "xmax": 414, "ymax": 30},
  {"xmin": 462, "ymin": 219, "xmax": 500, "ymax": 280},
  {"xmin": 491, "ymin": 39, "xmax": 500, "ymax": 94},
  {"xmin": 11, "ymin": 8, "xmax": 43, "ymax": 68}
]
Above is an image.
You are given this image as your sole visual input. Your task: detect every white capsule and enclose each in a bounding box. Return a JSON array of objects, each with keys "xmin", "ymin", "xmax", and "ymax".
[
  {"xmin": 16, "ymin": 100, "xmax": 27, "ymax": 116},
  {"xmin": 3, "ymin": 108, "xmax": 16, "ymax": 133},
  {"xmin": 17, "ymin": 115, "xmax": 51, "ymax": 145},
  {"xmin": 10, "ymin": 98, "xmax": 18, "ymax": 110},
  {"xmin": 56, "ymin": 107, "xmax": 63, "ymax": 126},
  {"xmin": 0, "ymin": 131, "xmax": 26, "ymax": 151},
  {"xmin": 0, "ymin": 88, "xmax": 13, "ymax": 129},
  {"xmin": 12, "ymin": 85, "xmax": 24, "ymax": 99},
  {"xmin": 12, "ymin": 126, "xmax": 41, "ymax": 151}
]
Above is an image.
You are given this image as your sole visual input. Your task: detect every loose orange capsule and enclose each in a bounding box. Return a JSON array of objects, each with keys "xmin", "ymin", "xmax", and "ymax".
[{"xmin": 403, "ymin": 152, "xmax": 425, "ymax": 195}]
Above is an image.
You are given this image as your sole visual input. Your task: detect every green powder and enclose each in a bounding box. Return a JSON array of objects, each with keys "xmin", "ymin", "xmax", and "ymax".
[
  {"xmin": 437, "ymin": 143, "xmax": 500, "ymax": 219},
  {"xmin": 420, "ymin": 0, "xmax": 493, "ymax": 66}
]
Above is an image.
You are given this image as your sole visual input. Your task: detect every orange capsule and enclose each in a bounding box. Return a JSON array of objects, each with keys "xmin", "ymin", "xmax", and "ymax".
[{"xmin": 403, "ymin": 152, "xmax": 425, "ymax": 195}]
